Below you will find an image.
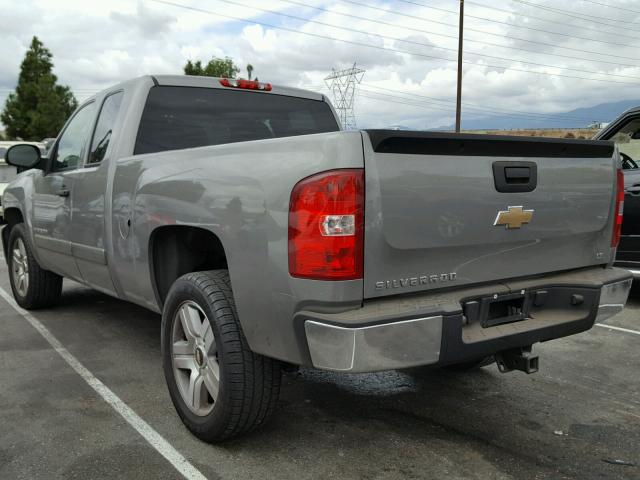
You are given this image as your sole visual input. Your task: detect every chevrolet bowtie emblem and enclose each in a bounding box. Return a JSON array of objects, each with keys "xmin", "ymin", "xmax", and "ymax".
[{"xmin": 494, "ymin": 206, "xmax": 534, "ymax": 229}]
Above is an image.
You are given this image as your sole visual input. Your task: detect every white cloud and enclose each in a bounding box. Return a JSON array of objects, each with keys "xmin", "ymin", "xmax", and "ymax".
[{"xmin": 1, "ymin": 0, "xmax": 640, "ymax": 132}]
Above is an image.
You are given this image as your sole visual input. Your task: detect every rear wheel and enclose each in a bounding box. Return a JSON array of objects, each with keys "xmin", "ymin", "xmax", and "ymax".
[
  {"xmin": 162, "ymin": 270, "xmax": 281, "ymax": 442},
  {"xmin": 8, "ymin": 224, "xmax": 63, "ymax": 309}
]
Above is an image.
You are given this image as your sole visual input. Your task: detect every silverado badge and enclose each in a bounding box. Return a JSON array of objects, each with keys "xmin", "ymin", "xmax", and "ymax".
[{"xmin": 494, "ymin": 206, "xmax": 534, "ymax": 229}]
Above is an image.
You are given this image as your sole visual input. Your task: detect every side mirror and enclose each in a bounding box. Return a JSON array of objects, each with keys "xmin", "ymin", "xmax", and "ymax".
[{"xmin": 5, "ymin": 144, "xmax": 42, "ymax": 170}]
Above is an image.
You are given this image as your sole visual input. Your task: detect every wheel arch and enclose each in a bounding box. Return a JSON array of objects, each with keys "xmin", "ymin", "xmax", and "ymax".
[
  {"xmin": 2, "ymin": 207, "xmax": 24, "ymax": 261},
  {"xmin": 149, "ymin": 225, "xmax": 228, "ymax": 308}
]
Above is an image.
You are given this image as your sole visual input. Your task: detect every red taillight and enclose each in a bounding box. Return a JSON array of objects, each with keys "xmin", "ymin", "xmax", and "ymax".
[
  {"xmin": 289, "ymin": 169, "xmax": 364, "ymax": 280},
  {"xmin": 219, "ymin": 78, "xmax": 272, "ymax": 91},
  {"xmin": 612, "ymin": 168, "xmax": 624, "ymax": 248}
]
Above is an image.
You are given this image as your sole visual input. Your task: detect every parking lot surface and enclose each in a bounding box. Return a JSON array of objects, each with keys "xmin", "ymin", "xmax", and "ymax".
[{"xmin": 0, "ymin": 260, "xmax": 638, "ymax": 480}]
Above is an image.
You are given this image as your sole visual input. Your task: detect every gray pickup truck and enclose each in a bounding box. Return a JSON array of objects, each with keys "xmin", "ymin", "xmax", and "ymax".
[{"xmin": 2, "ymin": 75, "xmax": 632, "ymax": 441}]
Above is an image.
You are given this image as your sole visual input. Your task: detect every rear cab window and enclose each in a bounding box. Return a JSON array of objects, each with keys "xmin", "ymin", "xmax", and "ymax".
[
  {"xmin": 134, "ymin": 86, "xmax": 339, "ymax": 155},
  {"xmin": 89, "ymin": 91, "xmax": 124, "ymax": 165}
]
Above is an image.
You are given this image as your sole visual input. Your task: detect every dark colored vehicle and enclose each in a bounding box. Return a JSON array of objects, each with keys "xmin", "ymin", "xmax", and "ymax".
[{"xmin": 595, "ymin": 108, "xmax": 640, "ymax": 276}]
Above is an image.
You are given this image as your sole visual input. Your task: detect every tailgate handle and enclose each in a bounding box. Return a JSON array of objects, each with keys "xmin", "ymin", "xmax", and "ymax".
[
  {"xmin": 493, "ymin": 161, "xmax": 537, "ymax": 193},
  {"xmin": 504, "ymin": 167, "xmax": 530, "ymax": 183}
]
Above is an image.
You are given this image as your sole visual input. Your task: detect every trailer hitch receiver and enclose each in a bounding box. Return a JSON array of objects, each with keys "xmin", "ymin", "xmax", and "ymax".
[{"xmin": 496, "ymin": 346, "xmax": 539, "ymax": 374}]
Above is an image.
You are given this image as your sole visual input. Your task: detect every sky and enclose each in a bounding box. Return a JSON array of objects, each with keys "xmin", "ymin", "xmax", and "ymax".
[{"xmin": 2, "ymin": 0, "xmax": 640, "ymax": 131}]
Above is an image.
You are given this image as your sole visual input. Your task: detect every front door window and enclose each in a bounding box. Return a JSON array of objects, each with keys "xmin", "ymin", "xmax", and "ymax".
[{"xmin": 53, "ymin": 102, "xmax": 96, "ymax": 171}]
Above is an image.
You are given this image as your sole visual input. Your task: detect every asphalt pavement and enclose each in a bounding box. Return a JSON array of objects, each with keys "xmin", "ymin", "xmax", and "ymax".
[{"xmin": 0, "ymin": 259, "xmax": 638, "ymax": 480}]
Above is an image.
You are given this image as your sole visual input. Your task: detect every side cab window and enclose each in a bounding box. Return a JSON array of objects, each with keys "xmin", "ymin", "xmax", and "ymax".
[{"xmin": 51, "ymin": 102, "xmax": 96, "ymax": 172}]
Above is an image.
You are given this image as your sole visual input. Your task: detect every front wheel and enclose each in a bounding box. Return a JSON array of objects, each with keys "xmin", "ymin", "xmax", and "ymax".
[
  {"xmin": 161, "ymin": 270, "xmax": 282, "ymax": 442},
  {"xmin": 8, "ymin": 224, "xmax": 63, "ymax": 309}
]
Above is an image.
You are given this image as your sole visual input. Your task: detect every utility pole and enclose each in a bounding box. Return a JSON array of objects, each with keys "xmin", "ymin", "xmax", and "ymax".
[
  {"xmin": 455, "ymin": 0, "xmax": 464, "ymax": 133},
  {"xmin": 325, "ymin": 63, "xmax": 365, "ymax": 130}
]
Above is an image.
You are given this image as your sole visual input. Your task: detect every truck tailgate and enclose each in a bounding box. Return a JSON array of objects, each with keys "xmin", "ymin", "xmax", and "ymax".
[{"xmin": 363, "ymin": 130, "xmax": 617, "ymax": 299}]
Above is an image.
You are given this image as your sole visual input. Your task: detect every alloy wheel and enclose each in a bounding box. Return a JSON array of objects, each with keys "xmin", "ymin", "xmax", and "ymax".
[
  {"xmin": 11, "ymin": 238, "xmax": 29, "ymax": 297},
  {"xmin": 171, "ymin": 301, "xmax": 220, "ymax": 416}
]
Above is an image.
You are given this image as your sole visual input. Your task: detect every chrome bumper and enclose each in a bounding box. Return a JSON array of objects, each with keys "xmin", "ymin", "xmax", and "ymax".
[
  {"xmin": 595, "ymin": 278, "xmax": 632, "ymax": 322},
  {"xmin": 305, "ymin": 316, "xmax": 442, "ymax": 372},
  {"xmin": 304, "ymin": 277, "xmax": 632, "ymax": 373}
]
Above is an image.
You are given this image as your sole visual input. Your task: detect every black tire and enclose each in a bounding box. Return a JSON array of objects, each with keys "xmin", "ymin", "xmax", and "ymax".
[
  {"xmin": 444, "ymin": 356, "xmax": 495, "ymax": 372},
  {"xmin": 161, "ymin": 270, "xmax": 281, "ymax": 442},
  {"xmin": 7, "ymin": 223, "xmax": 63, "ymax": 309}
]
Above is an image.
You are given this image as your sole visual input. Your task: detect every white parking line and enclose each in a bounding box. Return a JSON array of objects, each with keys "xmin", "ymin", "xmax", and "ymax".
[
  {"xmin": 596, "ymin": 323, "xmax": 640, "ymax": 336},
  {"xmin": 0, "ymin": 287, "xmax": 209, "ymax": 480}
]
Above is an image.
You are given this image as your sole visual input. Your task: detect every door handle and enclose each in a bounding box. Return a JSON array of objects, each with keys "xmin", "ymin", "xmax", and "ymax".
[
  {"xmin": 625, "ymin": 185, "xmax": 640, "ymax": 195},
  {"xmin": 56, "ymin": 188, "xmax": 70, "ymax": 197}
]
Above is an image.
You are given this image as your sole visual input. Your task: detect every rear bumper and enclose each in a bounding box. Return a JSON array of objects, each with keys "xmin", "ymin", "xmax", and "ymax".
[{"xmin": 301, "ymin": 267, "xmax": 632, "ymax": 372}]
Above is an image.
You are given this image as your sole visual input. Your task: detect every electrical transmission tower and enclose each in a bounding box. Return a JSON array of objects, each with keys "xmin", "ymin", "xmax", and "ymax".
[{"xmin": 324, "ymin": 63, "xmax": 365, "ymax": 130}]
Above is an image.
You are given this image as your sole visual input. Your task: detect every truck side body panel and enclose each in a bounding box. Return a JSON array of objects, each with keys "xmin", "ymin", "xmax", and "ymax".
[{"xmin": 110, "ymin": 131, "xmax": 365, "ymax": 364}]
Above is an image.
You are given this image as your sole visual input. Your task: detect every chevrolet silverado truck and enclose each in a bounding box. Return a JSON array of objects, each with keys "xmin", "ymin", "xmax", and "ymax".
[{"xmin": 1, "ymin": 75, "xmax": 632, "ymax": 441}]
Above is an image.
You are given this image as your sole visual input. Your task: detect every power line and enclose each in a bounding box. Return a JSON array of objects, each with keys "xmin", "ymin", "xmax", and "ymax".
[
  {"xmin": 578, "ymin": 0, "xmax": 640, "ymax": 15},
  {"xmin": 357, "ymin": 90, "xmax": 516, "ymax": 120},
  {"xmin": 466, "ymin": 0, "xmax": 639, "ymax": 34},
  {"xmin": 278, "ymin": 0, "xmax": 640, "ymax": 68},
  {"xmin": 358, "ymin": 91, "xmax": 458, "ymax": 115},
  {"xmin": 355, "ymin": 91, "xmax": 591, "ymax": 126},
  {"xmin": 510, "ymin": 0, "xmax": 640, "ymax": 26},
  {"xmin": 216, "ymin": 0, "xmax": 640, "ymax": 80},
  {"xmin": 310, "ymin": 81, "xmax": 597, "ymax": 122},
  {"xmin": 359, "ymin": 86, "xmax": 593, "ymax": 122},
  {"xmin": 359, "ymin": 84, "xmax": 595, "ymax": 122},
  {"xmin": 309, "ymin": 83, "xmax": 600, "ymax": 125},
  {"xmin": 149, "ymin": 0, "xmax": 636, "ymax": 85},
  {"xmin": 393, "ymin": 0, "xmax": 640, "ymax": 45},
  {"xmin": 334, "ymin": 0, "xmax": 640, "ymax": 59},
  {"xmin": 150, "ymin": 0, "xmax": 640, "ymax": 85}
]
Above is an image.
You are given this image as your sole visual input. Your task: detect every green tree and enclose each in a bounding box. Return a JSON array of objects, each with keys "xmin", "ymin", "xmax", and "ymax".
[
  {"xmin": 1, "ymin": 37, "xmax": 78, "ymax": 140},
  {"xmin": 183, "ymin": 56, "xmax": 240, "ymax": 78}
]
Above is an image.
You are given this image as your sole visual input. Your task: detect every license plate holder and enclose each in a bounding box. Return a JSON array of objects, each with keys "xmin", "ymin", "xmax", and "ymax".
[{"xmin": 463, "ymin": 291, "xmax": 531, "ymax": 328}]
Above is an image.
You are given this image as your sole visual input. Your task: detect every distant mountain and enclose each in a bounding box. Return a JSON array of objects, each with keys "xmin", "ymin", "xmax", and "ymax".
[
  {"xmin": 383, "ymin": 125, "xmax": 415, "ymax": 130},
  {"xmin": 442, "ymin": 98, "xmax": 640, "ymax": 130}
]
